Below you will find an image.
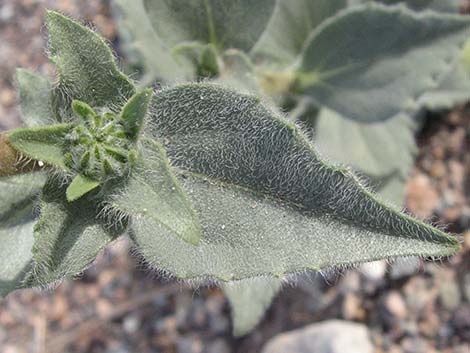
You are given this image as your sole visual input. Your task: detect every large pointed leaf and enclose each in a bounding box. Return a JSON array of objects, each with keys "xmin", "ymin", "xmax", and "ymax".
[
  {"xmin": 251, "ymin": 0, "xmax": 347, "ymax": 68},
  {"xmin": 298, "ymin": 4, "xmax": 470, "ymax": 122},
  {"xmin": 8, "ymin": 124, "xmax": 73, "ymax": 171},
  {"xmin": 143, "ymin": 0, "xmax": 276, "ymax": 51},
  {"xmin": 0, "ymin": 173, "xmax": 46, "ymax": 298},
  {"xmin": 222, "ymin": 277, "xmax": 282, "ymax": 336},
  {"xmin": 16, "ymin": 69, "xmax": 54, "ymax": 127},
  {"xmin": 45, "ymin": 10, "xmax": 135, "ymax": 110},
  {"xmin": 114, "ymin": 0, "xmax": 190, "ymax": 83},
  {"xmin": 109, "ymin": 139, "xmax": 201, "ymax": 245},
  {"xmin": 27, "ymin": 180, "xmax": 120, "ymax": 287},
  {"xmin": 130, "ymin": 83, "xmax": 459, "ymax": 281}
]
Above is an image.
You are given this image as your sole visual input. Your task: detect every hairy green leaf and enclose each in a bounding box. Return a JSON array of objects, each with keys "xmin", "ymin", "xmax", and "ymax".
[
  {"xmin": 8, "ymin": 124, "xmax": 73, "ymax": 171},
  {"xmin": 120, "ymin": 89, "xmax": 153, "ymax": 140},
  {"xmin": 143, "ymin": 0, "xmax": 276, "ymax": 51},
  {"xmin": 114, "ymin": 0, "xmax": 191, "ymax": 83},
  {"xmin": 222, "ymin": 277, "xmax": 282, "ymax": 336},
  {"xmin": 27, "ymin": 180, "xmax": 120, "ymax": 287},
  {"xmin": 66, "ymin": 175, "xmax": 100, "ymax": 202},
  {"xmin": 109, "ymin": 139, "xmax": 201, "ymax": 245},
  {"xmin": 251, "ymin": 0, "xmax": 347, "ymax": 68},
  {"xmin": 129, "ymin": 83, "xmax": 459, "ymax": 281},
  {"xmin": 16, "ymin": 69, "xmax": 54, "ymax": 127},
  {"xmin": 0, "ymin": 173, "xmax": 46, "ymax": 298},
  {"xmin": 45, "ymin": 10, "xmax": 135, "ymax": 110},
  {"xmin": 298, "ymin": 4, "xmax": 470, "ymax": 122}
]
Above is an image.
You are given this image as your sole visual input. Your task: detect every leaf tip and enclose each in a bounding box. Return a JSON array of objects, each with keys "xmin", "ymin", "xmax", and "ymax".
[{"xmin": 66, "ymin": 174, "xmax": 100, "ymax": 202}]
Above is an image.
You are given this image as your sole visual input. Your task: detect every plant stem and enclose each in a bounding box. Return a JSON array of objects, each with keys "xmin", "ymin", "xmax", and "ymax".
[{"xmin": 0, "ymin": 132, "xmax": 40, "ymax": 177}]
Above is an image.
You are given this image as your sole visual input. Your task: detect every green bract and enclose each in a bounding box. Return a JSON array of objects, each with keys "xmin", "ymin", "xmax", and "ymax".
[{"xmin": 0, "ymin": 3, "xmax": 467, "ymax": 337}]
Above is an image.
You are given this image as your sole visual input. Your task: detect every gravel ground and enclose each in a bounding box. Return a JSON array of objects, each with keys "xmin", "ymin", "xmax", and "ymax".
[{"xmin": 0, "ymin": 1, "xmax": 469, "ymax": 353}]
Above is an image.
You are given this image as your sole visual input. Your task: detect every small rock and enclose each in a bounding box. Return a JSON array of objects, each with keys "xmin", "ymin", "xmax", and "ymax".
[
  {"xmin": 261, "ymin": 320, "xmax": 374, "ymax": 353},
  {"xmin": 389, "ymin": 258, "xmax": 421, "ymax": 280},
  {"xmin": 462, "ymin": 272, "xmax": 470, "ymax": 303},
  {"xmin": 438, "ymin": 277, "xmax": 461, "ymax": 311},
  {"xmin": 177, "ymin": 335, "xmax": 203, "ymax": 353},
  {"xmin": 123, "ymin": 315, "xmax": 140, "ymax": 334},
  {"xmin": 452, "ymin": 305, "xmax": 470, "ymax": 341},
  {"xmin": 454, "ymin": 344, "xmax": 470, "ymax": 353},
  {"xmin": 206, "ymin": 338, "xmax": 230, "ymax": 353},
  {"xmin": 406, "ymin": 174, "xmax": 439, "ymax": 219},
  {"xmin": 361, "ymin": 261, "xmax": 386, "ymax": 283},
  {"xmin": 401, "ymin": 337, "xmax": 434, "ymax": 353},
  {"xmin": 342, "ymin": 293, "xmax": 363, "ymax": 321},
  {"xmin": 384, "ymin": 291, "xmax": 407, "ymax": 319}
]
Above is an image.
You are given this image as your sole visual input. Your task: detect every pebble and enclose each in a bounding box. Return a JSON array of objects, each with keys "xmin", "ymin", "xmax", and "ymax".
[
  {"xmin": 261, "ymin": 320, "xmax": 374, "ymax": 353},
  {"xmin": 389, "ymin": 257, "xmax": 421, "ymax": 280},
  {"xmin": 406, "ymin": 174, "xmax": 439, "ymax": 218},
  {"xmin": 383, "ymin": 291, "xmax": 407, "ymax": 319}
]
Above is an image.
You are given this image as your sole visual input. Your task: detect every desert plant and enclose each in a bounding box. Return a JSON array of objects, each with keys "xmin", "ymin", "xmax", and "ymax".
[{"xmin": 0, "ymin": 2, "xmax": 468, "ymax": 336}]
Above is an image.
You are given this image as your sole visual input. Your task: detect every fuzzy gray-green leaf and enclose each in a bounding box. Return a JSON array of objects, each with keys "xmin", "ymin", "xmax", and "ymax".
[
  {"xmin": 222, "ymin": 277, "xmax": 282, "ymax": 336},
  {"xmin": 45, "ymin": 10, "xmax": 135, "ymax": 110},
  {"xmin": 27, "ymin": 180, "xmax": 120, "ymax": 287},
  {"xmin": 109, "ymin": 139, "xmax": 201, "ymax": 245},
  {"xmin": 120, "ymin": 89, "xmax": 153, "ymax": 140},
  {"xmin": 8, "ymin": 124, "xmax": 73, "ymax": 171},
  {"xmin": 251, "ymin": 0, "xmax": 347, "ymax": 68},
  {"xmin": 129, "ymin": 83, "xmax": 459, "ymax": 281},
  {"xmin": 16, "ymin": 69, "xmax": 54, "ymax": 127},
  {"xmin": 298, "ymin": 4, "xmax": 470, "ymax": 122},
  {"xmin": 143, "ymin": 0, "xmax": 276, "ymax": 51},
  {"xmin": 0, "ymin": 173, "xmax": 46, "ymax": 298}
]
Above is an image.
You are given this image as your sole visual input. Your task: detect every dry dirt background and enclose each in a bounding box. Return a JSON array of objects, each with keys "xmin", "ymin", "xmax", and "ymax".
[{"xmin": 0, "ymin": 1, "xmax": 470, "ymax": 353}]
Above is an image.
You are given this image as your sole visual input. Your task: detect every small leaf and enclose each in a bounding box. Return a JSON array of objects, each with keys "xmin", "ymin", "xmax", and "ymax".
[
  {"xmin": 143, "ymin": 0, "xmax": 276, "ymax": 51},
  {"xmin": 129, "ymin": 83, "xmax": 459, "ymax": 281},
  {"xmin": 114, "ymin": 0, "xmax": 191, "ymax": 83},
  {"xmin": 7, "ymin": 124, "xmax": 73, "ymax": 171},
  {"xmin": 222, "ymin": 277, "xmax": 282, "ymax": 336},
  {"xmin": 298, "ymin": 4, "xmax": 470, "ymax": 122},
  {"xmin": 27, "ymin": 179, "xmax": 121, "ymax": 287},
  {"xmin": 66, "ymin": 175, "xmax": 101, "ymax": 202},
  {"xmin": 251, "ymin": 0, "xmax": 347, "ymax": 68},
  {"xmin": 72, "ymin": 100, "xmax": 97, "ymax": 121},
  {"xmin": 109, "ymin": 139, "xmax": 201, "ymax": 245},
  {"xmin": 120, "ymin": 89, "xmax": 153, "ymax": 140},
  {"xmin": 45, "ymin": 10, "xmax": 135, "ymax": 110},
  {"xmin": 0, "ymin": 173, "xmax": 46, "ymax": 298},
  {"xmin": 16, "ymin": 69, "xmax": 54, "ymax": 127}
]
